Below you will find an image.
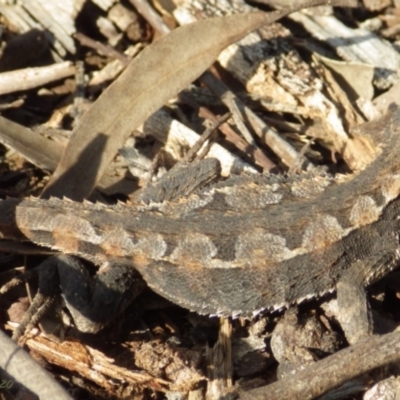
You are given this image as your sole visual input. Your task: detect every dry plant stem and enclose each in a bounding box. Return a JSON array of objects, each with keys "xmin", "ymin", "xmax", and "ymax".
[
  {"xmin": 0, "ymin": 62, "xmax": 75, "ymax": 95},
  {"xmin": 128, "ymin": 0, "xmax": 170, "ymax": 35},
  {"xmin": 206, "ymin": 318, "xmax": 233, "ymax": 400},
  {"xmin": 180, "ymin": 92, "xmax": 276, "ymax": 171},
  {"xmin": 0, "ymin": 330, "xmax": 72, "ymax": 400},
  {"xmin": 238, "ymin": 330, "xmax": 400, "ymax": 400},
  {"xmin": 199, "ymin": 72, "xmax": 259, "ymax": 150},
  {"xmin": 74, "ymin": 33, "xmax": 131, "ymax": 65},
  {"xmin": 183, "ymin": 112, "xmax": 232, "ymax": 162},
  {"xmin": 202, "ymin": 69, "xmax": 306, "ymax": 169},
  {"xmin": 71, "ymin": 61, "xmax": 86, "ymax": 125},
  {"xmin": 199, "ymin": 108, "xmax": 276, "ymax": 171}
]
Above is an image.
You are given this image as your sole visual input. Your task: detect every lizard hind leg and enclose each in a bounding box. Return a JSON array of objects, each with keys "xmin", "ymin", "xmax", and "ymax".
[
  {"xmin": 4, "ymin": 255, "xmax": 146, "ymax": 339},
  {"xmin": 56, "ymin": 255, "xmax": 145, "ymax": 334}
]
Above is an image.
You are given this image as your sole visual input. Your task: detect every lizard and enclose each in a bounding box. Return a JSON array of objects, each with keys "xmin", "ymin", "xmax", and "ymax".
[{"xmin": 1, "ymin": 106, "xmax": 400, "ymax": 344}]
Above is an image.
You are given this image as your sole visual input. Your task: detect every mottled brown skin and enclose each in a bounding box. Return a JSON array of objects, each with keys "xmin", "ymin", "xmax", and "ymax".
[{"xmin": 1, "ymin": 108, "xmax": 400, "ymax": 339}]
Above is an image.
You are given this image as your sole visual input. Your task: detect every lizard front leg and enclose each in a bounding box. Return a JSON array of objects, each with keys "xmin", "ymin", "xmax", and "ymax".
[
  {"xmin": 337, "ymin": 253, "xmax": 397, "ymax": 345},
  {"xmin": 336, "ymin": 260, "xmax": 373, "ymax": 345}
]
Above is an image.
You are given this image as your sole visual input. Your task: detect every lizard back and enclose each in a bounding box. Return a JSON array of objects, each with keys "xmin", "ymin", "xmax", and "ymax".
[{"xmin": 1, "ymin": 109, "xmax": 400, "ymax": 316}]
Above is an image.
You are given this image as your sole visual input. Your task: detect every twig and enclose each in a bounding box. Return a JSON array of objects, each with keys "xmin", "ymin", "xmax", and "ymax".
[
  {"xmin": 206, "ymin": 318, "xmax": 233, "ymax": 399},
  {"xmin": 183, "ymin": 112, "xmax": 232, "ymax": 162},
  {"xmin": 202, "ymin": 69, "xmax": 308, "ymax": 169},
  {"xmin": 128, "ymin": 0, "xmax": 170, "ymax": 35},
  {"xmin": 238, "ymin": 330, "xmax": 400, "ymax": 400},
  {"xmin": 0, "ymin": 62, "xmax": 75, "ymax": 95},
  {"xmin": 74, "ymin": 32, "xmax": 131, "ymax": 65},
  {"xmin": 180, "ymin": 92, "xmax": 277, "ymax": 171},
  {"xmin": 70, "ymin": 60, "xmax": 86, "ymax": 126}
]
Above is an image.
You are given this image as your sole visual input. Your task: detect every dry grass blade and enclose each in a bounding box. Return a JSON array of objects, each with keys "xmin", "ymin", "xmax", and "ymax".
[
  {"xmin": 42, "ymin": 0, "xmax": 357, "ymax": 201},
  {"xmin": 0, "ymin": 116, "xmax": 62, "ymax": 172},
  {"xmin": 0, "ymin": 117, "xmax": 137, "ymax": 196}
]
